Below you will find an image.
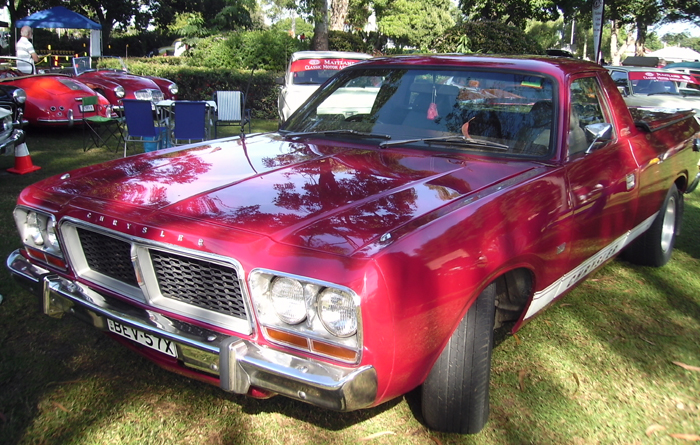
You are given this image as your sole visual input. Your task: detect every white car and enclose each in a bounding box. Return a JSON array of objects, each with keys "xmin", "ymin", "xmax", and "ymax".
[
  {"xmin": 607, "ymin": 66, "xmax": 700, "ymax": 118},
  {"xmin": 277, "ymin": 51, "xmax": 372, "ymax": 122}
]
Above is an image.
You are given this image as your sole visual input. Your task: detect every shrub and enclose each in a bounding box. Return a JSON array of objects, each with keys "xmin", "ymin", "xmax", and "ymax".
[
  {"xmin": 329, "ymin": 31, "xmax": 370, "ymax": 53},
  {"xmin": 187, "ymin": 30, "xmax": 306, "ymax": 71},
  {"xmin": 431, "ymin": 21, "xmax": 545, "ymax": 55}
]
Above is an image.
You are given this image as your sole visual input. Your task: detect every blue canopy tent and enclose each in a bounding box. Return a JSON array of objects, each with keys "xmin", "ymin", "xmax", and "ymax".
[
  {"xmin": 15, "ymin": 7, "xmax": 102, "ymax": 56},
  {"xmin": 16, "ymin": 7, "xmax": 101, "ymax": 30}
]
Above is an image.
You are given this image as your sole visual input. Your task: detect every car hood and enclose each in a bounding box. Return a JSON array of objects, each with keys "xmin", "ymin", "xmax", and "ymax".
[
  {"xmin": 38, "ymin": 134, "xmax": 538, "ymax": 256},
  {"xmin": 80, "ymin": 71, "xmax": 160, "ymax": 90},
  {"xmin": 625, "ymin": 94, "xmax": 700, "ymax": 114}
]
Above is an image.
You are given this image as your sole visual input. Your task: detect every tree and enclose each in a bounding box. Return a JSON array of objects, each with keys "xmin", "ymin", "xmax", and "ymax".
[
  {"xmin": 150, "ymin": 0, "xmax": 255, "ymax": 32},
  {"xmin": 459, "ymin": 0, "xmax": 560, "ymax": 29},
  {"xmin": 330, "ymin": 0, "xmax": 349, "ymax": 31},
  {"xmin": 374, "ymin": 0, "xmax": 457, "ymax": 49},
  {"xmin": 310, "ymin": 0, "xmax": 329, "ymax": 50}
]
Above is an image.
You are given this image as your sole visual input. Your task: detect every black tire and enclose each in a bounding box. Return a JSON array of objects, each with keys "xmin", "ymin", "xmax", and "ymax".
[
  {"xmin": 622, "ymin": 184, "xmax": 681, "ymax": 267},
  {"xmin": 421, "ymin": 282, "xmax": 497, "ymax": 434}
]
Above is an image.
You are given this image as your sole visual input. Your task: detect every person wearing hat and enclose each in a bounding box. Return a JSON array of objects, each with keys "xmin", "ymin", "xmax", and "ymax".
[{"xmin": 16, "ymin": 26, "xmax": 39, "ymax": 74}]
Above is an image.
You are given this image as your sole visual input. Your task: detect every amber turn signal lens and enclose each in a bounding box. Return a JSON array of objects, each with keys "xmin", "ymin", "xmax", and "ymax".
[
  {"xmin": 265, "ymin": 327, "xmax": 309, "ymax": 349},
  {"xmin": 311, "ymin": 340, "xmax": 357, "ymax": 362}
]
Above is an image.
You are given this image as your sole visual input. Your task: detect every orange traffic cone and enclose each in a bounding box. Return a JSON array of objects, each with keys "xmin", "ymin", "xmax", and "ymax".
[{"xmin": 7, "ymin": 142, "xmax": 41, "ymax": 175}]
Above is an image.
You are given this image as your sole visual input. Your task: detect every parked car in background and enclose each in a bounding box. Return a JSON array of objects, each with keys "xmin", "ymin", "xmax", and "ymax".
[
  {"xmin": 276, "ymin": 50, "xmax": 372, "ymax": 121},
  {"xmin": 0, "ymin": 83, "xmax": 26, "ymax": 154},
  {"xmin": 8, "ymin": 55, "xmax": 700, "ymax": 435},
  {"xmin": 59, "ymin": 56, "xmax": 178, "ymax": 111},
  {"xmin": 0, "ymin": 56, "xmax": 113, "ymax": 126},
  {"xmin": 608, "ymin": 65, "xmax": 700, "ymax": 116}
]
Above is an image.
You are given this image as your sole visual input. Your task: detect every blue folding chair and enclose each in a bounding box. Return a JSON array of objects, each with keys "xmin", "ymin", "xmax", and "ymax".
[
  {"xmin": 173, "ymin": 101, "xmax": 207, "ymax": 145},
  {"xmin": 122, "ymin": 99, "xmax": 162, "ymax": 157}
]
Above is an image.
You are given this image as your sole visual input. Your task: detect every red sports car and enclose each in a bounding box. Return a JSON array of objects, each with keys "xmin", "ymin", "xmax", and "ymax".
[
  {"xmin": 0, "ymin": 56, "xmax": 113, "ymax": 126},
  {"xmin": 63, "ymin": 56, "xmax": 178, "ymax": 111}
]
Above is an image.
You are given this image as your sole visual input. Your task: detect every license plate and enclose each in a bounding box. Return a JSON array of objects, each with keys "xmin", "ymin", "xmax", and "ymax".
[
  {"xmin": 107, "ymin": 319, "xmax": 178, "ymax": 358},
  {"xmin": 80, "ymin": 104, "xmax": 95, "ymax": 112}
]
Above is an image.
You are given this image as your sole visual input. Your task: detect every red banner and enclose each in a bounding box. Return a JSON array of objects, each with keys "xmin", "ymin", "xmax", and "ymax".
[
  {"xmin": 629, "ymin": 71, "xmax": 700, "ymax": 84},
  {"xmin": 290, "ymin": 58, "xmax": 364, "ymax": 73}
]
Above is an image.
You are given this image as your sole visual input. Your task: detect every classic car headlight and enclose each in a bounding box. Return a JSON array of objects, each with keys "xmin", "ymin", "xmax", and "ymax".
[
  {"xmin": 1, "ymin": 114, "xmax": 12, "ymax": 132},
  {"xmin": 249, "ymin": 269, "xmax": 361, "ymax": 363},
  {"xmin": 318, "ymin": 289, "xmax": 357, "ymax": 337},
  {"xmin": 269, "ymin": 277, "xmax": 306, "ymax": 324},
  {"xmin": 12, "ymin": 88, "xmax": 26, "ymax": 104},
  {"xmin": 13, "ymin": 207, "xmax": 65, "ymax": 266},
  {"xmin": 168, "ymin": 84, "xmax": 179, "ymax": 95},
  {"xmin": 114, "ymin": 86, "xmax": 125, "ymax": 98}
]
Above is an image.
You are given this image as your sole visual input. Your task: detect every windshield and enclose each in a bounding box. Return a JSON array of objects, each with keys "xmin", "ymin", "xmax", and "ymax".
[
  {"xmin": 290, "ymin": 57, "xmax": 368, "ymax": 85},
  {"xmin": 282, "ymin": 67, "xmax": 556, "ymax": 158}
]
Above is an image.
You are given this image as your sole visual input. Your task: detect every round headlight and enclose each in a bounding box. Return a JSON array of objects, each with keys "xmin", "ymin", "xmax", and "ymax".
[
  {"xmin": 13, "ymin": 88, "xmax": 26, "ymax": 104},
  {"xmin": 269, "ymin": 277, "xmax": 306, "ymax": 324},
  {"xmin": 318, "ymin": 289, "xmax": 357, "ymax": 337},
  {"xmin": 169, "ymin": 84, "xmax": 178, "ymax": 95},
  {"xmin": 114, "ymin": 86, "xmax": 125, "ymax": 98}
]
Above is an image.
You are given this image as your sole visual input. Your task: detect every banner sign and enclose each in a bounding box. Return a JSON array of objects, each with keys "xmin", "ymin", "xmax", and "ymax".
[
  {"xmin": 592, "ymin": 0, "xmax": 605, "ymax": 64},
  {"xmin": 290, "ymin": 58, "xmax": 363, "ymax": 72},
  {"xmin": 629, "ymin": 71, "xmax": 700, "ymax": 85}
]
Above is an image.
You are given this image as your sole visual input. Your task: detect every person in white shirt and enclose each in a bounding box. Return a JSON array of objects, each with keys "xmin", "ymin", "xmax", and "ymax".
[{"xmin": 16, "ymin": 26, "xmax": 39, "ymax": 74}]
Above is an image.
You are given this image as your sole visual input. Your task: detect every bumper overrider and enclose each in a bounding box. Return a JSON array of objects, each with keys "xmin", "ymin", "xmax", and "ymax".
[
  {"xmin": 0, "ymin": 128, "xmax": 25, "ymax": 156},
  {"xmin": 7, "ymin": 250, "xmax": 378, "ymax": 411}
]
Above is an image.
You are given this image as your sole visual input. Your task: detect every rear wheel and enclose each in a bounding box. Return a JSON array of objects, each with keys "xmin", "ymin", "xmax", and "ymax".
[
  {"xmin": 622, "ymin": 184, "xmax": 681, "ymax": 267},
  {"xmin": 421, "ymin": 282, "xmax": 497, "ymax": 434}
]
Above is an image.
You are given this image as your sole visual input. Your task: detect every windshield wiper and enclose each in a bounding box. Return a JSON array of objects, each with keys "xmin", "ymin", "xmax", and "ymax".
[
  {"xmin": 282, "ymin": 129, "xmax": 392, "ymax": 140},
  {"xmin": 379, "ymin": 135, "xmax": 509, "ymax": 151}
]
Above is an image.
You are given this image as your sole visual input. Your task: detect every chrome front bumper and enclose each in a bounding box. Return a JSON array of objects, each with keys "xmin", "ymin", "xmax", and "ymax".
[
  {"xmin": 7, "ymin": 250, "xmax": 377, "ymax": 411},
  {"xmin": 0, "ymin": 129, "xmax": 25, "ymax": 156}
]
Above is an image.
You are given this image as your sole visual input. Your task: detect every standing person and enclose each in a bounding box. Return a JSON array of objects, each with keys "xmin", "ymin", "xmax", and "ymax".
[{"xmin": 16, "ymin": 26, "xmax": 39, "ymax": 74}]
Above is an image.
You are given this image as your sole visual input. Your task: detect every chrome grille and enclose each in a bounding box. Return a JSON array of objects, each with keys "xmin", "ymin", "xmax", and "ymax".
[
  {"xmin": 68, "ymin": 225, "xmax": 250, "ymax": 332},
  {"xmin": 134, "ymin": 89, "xmax": 164, "ymax": 102},
  {"xmin": 151, "ymin": 250, "xmax": 247, "ymax": 319},
  {"xmin": 77, "ymin": 228, "xmax": 138, "ymax": 286}
]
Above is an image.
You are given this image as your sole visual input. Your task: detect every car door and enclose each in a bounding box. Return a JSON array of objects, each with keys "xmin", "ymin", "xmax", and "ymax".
[{"xmin": 561, "ymin": 74, "xmax": 640, "ymax": 285}]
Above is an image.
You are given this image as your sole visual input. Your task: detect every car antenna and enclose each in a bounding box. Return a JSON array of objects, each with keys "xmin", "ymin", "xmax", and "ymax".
[{"xmin": 240, "ymin": 65, "xmax": 256, "ymax": 139}]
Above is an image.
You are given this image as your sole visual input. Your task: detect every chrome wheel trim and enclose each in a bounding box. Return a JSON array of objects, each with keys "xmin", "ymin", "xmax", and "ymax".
[{"xmin": 660, "ymin": 196, "xmax": 676, "ymax": 253}]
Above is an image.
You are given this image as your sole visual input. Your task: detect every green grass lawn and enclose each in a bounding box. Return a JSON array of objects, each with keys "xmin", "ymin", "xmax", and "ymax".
[{"xmin": 0, "ymin": 123, "xmax": 699, "ymax": 444}]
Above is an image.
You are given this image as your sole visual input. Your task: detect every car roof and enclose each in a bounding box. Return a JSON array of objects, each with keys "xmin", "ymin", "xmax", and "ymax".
[
  {"xmin": 606, "ymin": 65, "xmax": 668, "ymax": 72},
  {"xmin": 290, "ymin": 51, "xmax": 372, "ymax": 62},
  {"xmin": 350, "ymin": 54, "xmax": 606, "ymax": 77}
]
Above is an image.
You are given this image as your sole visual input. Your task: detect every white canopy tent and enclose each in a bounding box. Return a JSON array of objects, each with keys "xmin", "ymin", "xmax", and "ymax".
[{"xmin": 647, "ymin": 47, "xmax": 700, "ymax": 63}]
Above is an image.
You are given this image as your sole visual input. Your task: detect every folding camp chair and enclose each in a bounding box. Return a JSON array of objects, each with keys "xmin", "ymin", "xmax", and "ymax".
[
  {"xmin": 81, "ymin": 95, "xmax": 123, "ymax": 152},
  {"xmin": 172, "ymin": 101, "xmax": 207, "ymax": 145},
  {"xmin": 213, "ymin": 91, "xmax": 252, "ymax": 137},
  {"xmin": 122, "ymin": 99, "xmax": 163, "ymax": 157}
]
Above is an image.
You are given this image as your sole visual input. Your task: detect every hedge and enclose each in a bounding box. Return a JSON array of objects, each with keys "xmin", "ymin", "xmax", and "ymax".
[{"xmin": 128, "ymin": 59, "xmax": 281, "ymax": 120}]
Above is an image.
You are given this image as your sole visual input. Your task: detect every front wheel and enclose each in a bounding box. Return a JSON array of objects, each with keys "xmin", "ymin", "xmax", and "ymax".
[
  {"xmin": 622, "ymin": 184, "xmax": 681, "ymax": 267},
  {"xmin": 421, "ymin": 282, "xmax": 496, "ymax": 434}
]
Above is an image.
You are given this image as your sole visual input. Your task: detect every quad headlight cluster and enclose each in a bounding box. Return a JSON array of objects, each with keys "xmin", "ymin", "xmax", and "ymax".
[
  {"xmin": 249, "ymin": 270, "xmax": 361, "ymax": 363},
  {"xmin": 13, "ymin": 207, "xmax": 65, "ymax": 268}
]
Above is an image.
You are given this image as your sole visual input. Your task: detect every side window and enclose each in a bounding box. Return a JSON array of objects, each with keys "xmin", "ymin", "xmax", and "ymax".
[
  {"xmin": 609, "ymin": 71, "xmax": 630, "ymax": 95},
  {"xmin": 569, "ymin": 77, "xmax": 609, "ymax": 156}
]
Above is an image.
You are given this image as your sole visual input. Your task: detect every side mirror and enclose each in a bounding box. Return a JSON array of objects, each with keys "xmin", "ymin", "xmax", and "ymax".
[
  {"xmin": 275, "ymin": 76, "xmax": 285, "ymax": 86},
  {"xmin": 584, "ymin": 123, "xmax": 613, "ymax": 154},
  {"xmin": 617, "ymin": 86, "xmax": 628, "ymax": 97}
]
